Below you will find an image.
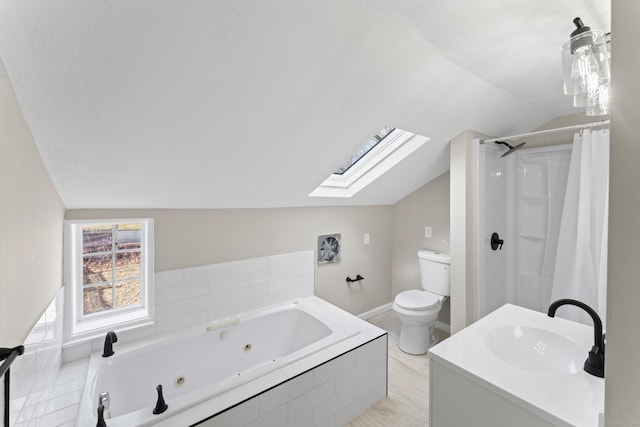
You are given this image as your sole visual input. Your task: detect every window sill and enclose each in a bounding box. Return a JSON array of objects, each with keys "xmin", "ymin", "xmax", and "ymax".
[{"xmin": 64, "ymin": 314, "xmax": 154, "ymax": 347}]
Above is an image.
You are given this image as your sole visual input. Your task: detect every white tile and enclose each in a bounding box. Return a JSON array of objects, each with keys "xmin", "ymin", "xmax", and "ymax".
[
  {"xmin": 268, "ymin": 276, "xmax": 301, "ymax": 294},
  {"xmin": 61, "ymin": 341, "xmax": 92, "ymax": 364},
  {"xmin": 45, "ymin": 389, "xmax": 81, "ymax": 413},
  {"xmin": 313, "ymin": 385, "xmax": 355, "ymax": 426},
  {"xmin": 281, "ymin": 350, "xmax": 332, "ymax": 379},
  {"xmin": 268, "ymin": 252, "xmax": 302, "ymax": 269},
  {"xmin": 250, "ymin": 267, "xmax": 284, "ymax": 285},
  {"xmin": 209, "ymin": 273, "xmax": 252, "ymax": 292},
  {"xmin": 184, "ymin": 263, "xmax": 230, "ymax": 284},
  {"xmin": 287, "ymin": 378, "xmax": 335, "ymax": 421},
  {"xmin": 56, "ymin": 359, "xmax": 88, "ymax": 383},
  {"xmin": 202, "ymin": 398, "xmax": 259, "ymax": 427},
  {"xmin": 154, "ymin": 269, "xmax": 184, "ymax": 289},
  {"xmin": 336, "ymin": 359, "xmax": 372, "ymax": 393},
  {"xmin": 50, "ymin": 378, "xmax": 84, "ymax": 400},
  {"xmin": 354, "ymin": 368, "xmax": 386, "ymax": 400},
  {"xmin": 183, "ymin": 291, "xmax": 230, "ymax": 313},
  {"xmin": 355, "ymin": 337, "xmax": 386, "ymax": 364},
  {"xmin": 316, "ymin": 415, "xmax": 336, "ymax": 427},
  {"xmin": 38, "ymin": 404, "xmax": 78, "ymax": 427},
  {"xmin": 230, "ymin": 257, "xmax": 268, "ymax": 276},
  {"xmin": 313, "ymin": 351, "xmax": 355, "ymax": 386},
  {"xmin": 335, "ymin": 392, "xmax": 372, "ymax": 426},
  {"xmin": 258, "ymin": 372, "xmax": 314, "ymax": 416},
  {"xmin": 372, "ymin": 349, "xmax": 387, "ymax": 372},
  {"xmin": 156, "ymin": 281, "xmax": 208, "ymax": 304},
  {"xmin": 230, "ymin": 284, "xmax": 268, "ymax": 303},
  {"xmin": 298, "ymin": 250, "xmax": 315, "ymax": 266},
  {"xmin": 157, "ymin": 311, "xmax": 207, "ymax": 335},
  {"xmin": 284, "ymin": 410, "xmax": 313, "ymax": 427},
  {"xmin": 208, "ymin": 301, "xmax": 252, "ymax": 322},
  {"xmin": 246, "ymin": 404, "xmax": 287, "ymax": 427},
  {"xmin": 155, "ymin": 300, "xmax": 184, "ymax": 320}
]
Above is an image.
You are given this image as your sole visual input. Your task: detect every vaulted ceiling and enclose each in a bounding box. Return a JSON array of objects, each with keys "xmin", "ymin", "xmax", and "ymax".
[{"xmin": 0, "ymin": 0, "xmax": 610, "ymax": 208}]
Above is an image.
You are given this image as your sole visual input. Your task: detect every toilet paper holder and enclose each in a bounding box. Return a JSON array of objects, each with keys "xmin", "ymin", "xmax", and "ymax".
[{"xmin": 346, "ymin": 274, "xmax": 364, "ymax": 283}]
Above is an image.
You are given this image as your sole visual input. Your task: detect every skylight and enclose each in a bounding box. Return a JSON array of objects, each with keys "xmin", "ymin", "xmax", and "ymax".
[
  {"xmin": 334, "ymin": 126, "xmax": 395, "ymax": 175},
  {"xmin": 309, "ymin": 127, "xmax": 429, "ymax": 198}
]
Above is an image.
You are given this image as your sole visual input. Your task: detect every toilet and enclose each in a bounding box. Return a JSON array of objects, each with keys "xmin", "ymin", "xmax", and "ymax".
[{"xmin": 392, "ymin": 249, "xmax": 450, "ymax": 355}]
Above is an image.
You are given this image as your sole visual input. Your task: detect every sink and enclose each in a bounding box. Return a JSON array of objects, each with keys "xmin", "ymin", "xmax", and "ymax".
[{"xmin": 487, "ymin": 326, "xmax": 585, "ymax": 375}]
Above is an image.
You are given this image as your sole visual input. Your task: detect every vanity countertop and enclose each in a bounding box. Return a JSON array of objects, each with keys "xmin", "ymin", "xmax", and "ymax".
[{"xmin": 428, "ymin": 304, "xmax": 604, "ymax": 427}]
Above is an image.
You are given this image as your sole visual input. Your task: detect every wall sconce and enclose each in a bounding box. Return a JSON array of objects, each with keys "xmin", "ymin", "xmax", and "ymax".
[{"xmin": 561, "ymin": 17, "xmax": 610, "ymax": 116}]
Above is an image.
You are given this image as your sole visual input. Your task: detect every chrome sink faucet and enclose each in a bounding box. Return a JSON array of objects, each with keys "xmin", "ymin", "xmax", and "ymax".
[{"xmin": 547, "ymin": 299, "xmax": 605, "ymax": 378}]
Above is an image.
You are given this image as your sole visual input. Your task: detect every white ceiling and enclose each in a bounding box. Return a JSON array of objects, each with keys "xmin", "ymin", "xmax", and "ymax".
[{"xmin": 0, "ymin": 0, "xmax": 610, "ymax": 209}]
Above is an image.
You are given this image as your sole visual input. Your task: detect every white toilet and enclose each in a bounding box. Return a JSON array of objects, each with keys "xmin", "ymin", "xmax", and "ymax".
[{"xmin": 392, "ymin": 249, "xmax": 450, "ymax": 355}]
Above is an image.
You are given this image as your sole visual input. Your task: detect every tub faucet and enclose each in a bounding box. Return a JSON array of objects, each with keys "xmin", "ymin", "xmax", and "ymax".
[
  {"xmin": 102, "ymin": 331, "xmax": 118, "ymax": 358},
  {"xmin": 547, "ymin": 298, "xmax": 604, "ymax": 378}
]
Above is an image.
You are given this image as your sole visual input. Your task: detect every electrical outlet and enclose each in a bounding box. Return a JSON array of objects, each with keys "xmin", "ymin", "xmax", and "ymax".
[
  {"xmin": 363, "ymin": 233, "xmax": 370, "ymax": 245},
  {"xmin": 425, "ymin": 226, "xmax": 433, "ymax": 238}
]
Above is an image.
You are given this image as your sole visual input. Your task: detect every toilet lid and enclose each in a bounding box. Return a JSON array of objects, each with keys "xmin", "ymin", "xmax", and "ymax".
[{"xmin": 395, "ymin": 290, "xmax": 441, "ymax": 310}]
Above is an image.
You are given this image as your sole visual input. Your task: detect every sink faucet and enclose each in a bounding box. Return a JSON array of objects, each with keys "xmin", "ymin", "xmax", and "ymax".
[
  {"xmin": 547, "ymin": 299, "xmax": 604, "ymax": 378},
  {"xmin": 102, "ymin": 331, "xmax": 118, "ymax": 358}
]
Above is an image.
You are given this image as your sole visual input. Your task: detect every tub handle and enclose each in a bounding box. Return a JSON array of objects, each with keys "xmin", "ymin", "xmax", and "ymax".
[{"xmin": 206, "ymin": 319, "xmax": 239, "ymax": 332}]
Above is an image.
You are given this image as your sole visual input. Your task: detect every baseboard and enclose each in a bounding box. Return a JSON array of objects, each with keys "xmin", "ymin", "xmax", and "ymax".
[
  {"xmin": 358, "ymin": 302, "xmax": 393, "ymax": 320},
  {"xmin": 435, "ymin": 321, "xmax": 451, "ymax": 334}
]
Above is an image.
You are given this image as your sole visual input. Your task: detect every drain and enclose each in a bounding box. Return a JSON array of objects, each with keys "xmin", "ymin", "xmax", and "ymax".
[
  {"xmin": 244, "ymin": 343, "xmax": 252, "ymax": 352},
  {"xmin": 175, "ymin": 376, "xmax": 186, "ymax": 387}
]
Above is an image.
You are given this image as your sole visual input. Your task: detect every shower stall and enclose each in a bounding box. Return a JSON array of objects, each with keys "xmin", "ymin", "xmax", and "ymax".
[{"xmin": 475, "ymin": 141, "xmax": 572, "ymax": 320}]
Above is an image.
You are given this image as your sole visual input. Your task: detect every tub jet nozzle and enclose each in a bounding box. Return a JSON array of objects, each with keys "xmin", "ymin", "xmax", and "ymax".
[{"xmin": 153, "ymin": 384, "xmax": 169, "ymax": 415}]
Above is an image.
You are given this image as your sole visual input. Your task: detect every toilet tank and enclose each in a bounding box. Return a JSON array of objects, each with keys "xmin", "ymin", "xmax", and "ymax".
[{"xmin": 418, "ymin": 249, "xmax": 451, "ymax": 296}]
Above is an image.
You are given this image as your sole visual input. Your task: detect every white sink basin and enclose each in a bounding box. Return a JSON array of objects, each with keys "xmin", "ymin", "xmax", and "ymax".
[{"xmin": 487, "ymin": 326, "xmax": 586, "ymax": 375}]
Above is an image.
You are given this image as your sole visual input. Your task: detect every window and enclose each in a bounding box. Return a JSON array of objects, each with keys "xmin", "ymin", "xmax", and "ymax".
[
  {"xmin": 309, "ymin": 127, "xmax": 430, "ymax": 198},
  {"xmin": 64, "ymin": 219, "xmax": 154, "ymax": 341}
]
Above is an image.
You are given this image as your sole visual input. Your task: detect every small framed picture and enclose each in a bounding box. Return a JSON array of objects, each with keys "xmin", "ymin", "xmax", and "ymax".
[{"xmin": 317, "ymin": 233, "xmax": 341, "ymax": 264}]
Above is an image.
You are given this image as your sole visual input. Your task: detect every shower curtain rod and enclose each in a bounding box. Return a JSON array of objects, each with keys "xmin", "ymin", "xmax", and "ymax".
[{"xmin": 481, "ymin": 119, "xmax": 610, "ymax": 143}]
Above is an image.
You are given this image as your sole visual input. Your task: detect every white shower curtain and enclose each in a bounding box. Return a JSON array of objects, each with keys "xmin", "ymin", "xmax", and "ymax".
[{"xmin": 551, "ymin": 129, "xmax": 609, "ymax": 327}]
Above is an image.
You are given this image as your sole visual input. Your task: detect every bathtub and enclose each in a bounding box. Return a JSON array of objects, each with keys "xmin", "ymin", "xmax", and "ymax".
[{"xmin": 76, "ymin": 296, "xmax": 387, "ymax": 426}]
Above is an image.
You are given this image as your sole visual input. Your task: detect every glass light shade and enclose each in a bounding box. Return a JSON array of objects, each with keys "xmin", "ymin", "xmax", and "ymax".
[{"xmin": 561, "ymin": 28, "xmax": 610, "ymax": 116}]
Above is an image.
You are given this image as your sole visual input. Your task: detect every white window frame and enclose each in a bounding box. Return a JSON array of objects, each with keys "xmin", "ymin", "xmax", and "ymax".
[
  {"xmin": 63, "ymin": 218, "xmax": 154, "ymax": 343},
  {"xmin": 308, "ymin": 128, "xmax": 430, "ymax": 198}
]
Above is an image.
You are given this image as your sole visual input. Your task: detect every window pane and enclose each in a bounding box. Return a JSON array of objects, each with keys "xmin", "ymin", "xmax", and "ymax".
[
  {"xmin": 83, "ymin": 255, "xmax": 113, "ymax": 285},
  {"xmin": 83, "ymin": 284, "xmax": 113, "ymax": 315},
  {"xmin": 83, "ymin": 225, "xmax": 113, "ymax": 254},
  {"xmin": 115, "ymin": 279, "xmax": 141, "ymax": 309},
  {"xmin": 115, "ymin": 252, "xmax": 140, "ymax": 280},
  {"xmin": 116, "ymin": 223, "xmax": 141, "ymax": 251}
]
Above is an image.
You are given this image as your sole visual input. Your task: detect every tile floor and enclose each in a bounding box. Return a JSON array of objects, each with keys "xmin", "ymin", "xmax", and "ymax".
[{"xmin": 348, "ymin": 310, "xmax": 448, "ymax": 427}]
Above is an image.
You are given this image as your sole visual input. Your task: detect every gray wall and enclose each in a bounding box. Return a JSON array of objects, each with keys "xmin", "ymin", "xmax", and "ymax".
[
  {"xmin": 392, "ymin": 171, "xmax": 450, "ymax": 322},
  {"xmin": 66, "ymin": 206, "xmax": 394, "ymax": 316},
  {"xmin": 0, "ymin": 56, "xmax": 65, "ymax": 346},
  {"xmin": 606, "ymin": 1, "xmax": 640, "ymax": 424}
]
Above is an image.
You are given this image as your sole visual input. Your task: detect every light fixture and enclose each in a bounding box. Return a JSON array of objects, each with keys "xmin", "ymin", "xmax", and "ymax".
[{"xmin": 561, "ymin": 17, "xmax": 610, "ymax": 116}]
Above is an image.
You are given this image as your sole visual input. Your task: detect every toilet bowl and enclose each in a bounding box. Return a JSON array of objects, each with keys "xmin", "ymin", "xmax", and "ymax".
[{"xmin": 393, "ymin": 250, "xmax": 450, "ymax": 355}]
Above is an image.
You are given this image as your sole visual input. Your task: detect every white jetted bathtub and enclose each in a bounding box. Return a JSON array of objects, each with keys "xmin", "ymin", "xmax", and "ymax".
[{"xmin": 76, "ymin": 296, "xmax": 387, "ymax": 426}]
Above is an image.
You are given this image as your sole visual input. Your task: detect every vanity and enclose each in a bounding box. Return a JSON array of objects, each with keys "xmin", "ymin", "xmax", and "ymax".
[{"xmin": 428, "ymin": 304, "xmax": 604, "ymax": 426}]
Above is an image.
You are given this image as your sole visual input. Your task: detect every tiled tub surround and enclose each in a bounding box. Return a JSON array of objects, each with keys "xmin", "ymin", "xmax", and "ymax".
[
  {"xmin": 8, "ymin": 288, "xmax": 80, "ymax": 427},
  {"xmin": 63, "ymin": 250, "xmax": 315, "ymax": 362},
  {"xmin": 77, "ymin": 296, "xmax": 387, "ymax": 426}
]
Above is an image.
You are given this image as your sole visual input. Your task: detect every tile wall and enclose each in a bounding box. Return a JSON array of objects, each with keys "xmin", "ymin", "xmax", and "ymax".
[
  {"xmin": 196, "ymin": 335, "xmax": 388, "ymax": 427},
  {"xmin": 7, "ymin": 288, "xmax": 86, "ymax": 427},
  {"xmin": 63, "ymin": 250, "xmax": 315, "ymax": 362}
]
